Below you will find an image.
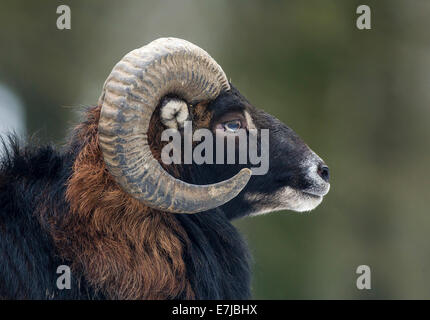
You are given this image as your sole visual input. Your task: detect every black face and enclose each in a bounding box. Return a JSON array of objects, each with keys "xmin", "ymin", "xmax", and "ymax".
[{"xmin": 190, "ymin": 85, "xmax": 330, "ymax": 219}]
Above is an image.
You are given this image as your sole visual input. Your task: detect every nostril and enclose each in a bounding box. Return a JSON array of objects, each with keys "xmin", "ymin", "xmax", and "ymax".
[{"xmin": 317, "ymin": 164, "xmax": 330, "ymax": 183}]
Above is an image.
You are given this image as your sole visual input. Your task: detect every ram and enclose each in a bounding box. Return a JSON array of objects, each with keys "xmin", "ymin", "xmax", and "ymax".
[{"xmin": 0, "ymin": 38, "xmax": 330, "ymax": 300}]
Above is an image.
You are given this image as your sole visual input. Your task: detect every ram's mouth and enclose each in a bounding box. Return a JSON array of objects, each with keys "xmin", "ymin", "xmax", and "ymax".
[
  {"xmin": 242, "ymin": 185, "xmax": 328, "ymax": 216},
  {"xmin": 288, "ymin": 189, "xmax": 323, "ymax": 212},
  {"xmin": 301, "ymin": 191, "xmax": 323, "ymax": 200},
  {"xmin": 270, "ymin": 186, "xmax": 327, "ymax": 213}
]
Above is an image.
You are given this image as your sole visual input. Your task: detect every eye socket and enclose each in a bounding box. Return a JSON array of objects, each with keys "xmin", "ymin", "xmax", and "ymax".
[
  {"xmin": 212, "ymin": 111, "xmax": 247, "ymax": 133},
  {"xmin": 222, "ymin": 119, "xmax": 242, "ymax": 133}
]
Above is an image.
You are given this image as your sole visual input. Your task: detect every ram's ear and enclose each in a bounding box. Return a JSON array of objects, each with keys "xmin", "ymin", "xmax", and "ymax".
[{"xmin": 160, "ymin": 98, "xmax": 190, "ymax": 129}]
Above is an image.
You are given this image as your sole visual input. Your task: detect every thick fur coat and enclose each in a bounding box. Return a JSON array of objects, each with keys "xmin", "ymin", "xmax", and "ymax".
[{"xmin": 0, "ymin": 106, "xmax": 251, "ymax": 299}]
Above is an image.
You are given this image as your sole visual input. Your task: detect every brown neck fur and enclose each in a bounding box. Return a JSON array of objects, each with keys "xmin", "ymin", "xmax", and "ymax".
[{"xmin": 45, "ymin": 106, "xmax": 194, "ymax": 300}]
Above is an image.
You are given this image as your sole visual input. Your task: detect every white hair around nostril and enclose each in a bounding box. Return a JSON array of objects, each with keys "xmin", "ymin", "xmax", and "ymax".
[
  {"xmin": 160, "ymin": 98, "xmax": 189, "ymax": 129},
  {"xmin": 301, "ymin": 152, "xmax": 330, "ymax": 195}
]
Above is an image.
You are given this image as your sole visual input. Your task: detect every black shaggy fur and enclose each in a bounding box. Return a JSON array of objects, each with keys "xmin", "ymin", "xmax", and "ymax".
[{"xmin": 0, "ymin": 134, "xmax": 251, "ymax": 299}]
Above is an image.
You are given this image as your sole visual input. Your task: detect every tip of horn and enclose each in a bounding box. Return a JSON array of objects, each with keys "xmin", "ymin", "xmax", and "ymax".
[
  {"xmin": 233, "ymin": 168, "xmax": 252, "ymax": 191},
  {"xmin": 239, "ymin": 168, "xmax": 252, "ymax": 178}
]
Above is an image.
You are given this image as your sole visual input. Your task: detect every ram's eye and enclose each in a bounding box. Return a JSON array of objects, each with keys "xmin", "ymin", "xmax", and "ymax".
[
  {"xmin": 213, "ymin": 111, "xmax": 247, "ymax": 133},
  {"xmin": 222, "ymin": 120, "xmax": 242, "ymax": 132}
]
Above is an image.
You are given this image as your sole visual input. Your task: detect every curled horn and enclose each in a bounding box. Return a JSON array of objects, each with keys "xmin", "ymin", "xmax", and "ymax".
[{"xmin": 98, "ymin": 38, "xmax": 251, "ymax": 213}]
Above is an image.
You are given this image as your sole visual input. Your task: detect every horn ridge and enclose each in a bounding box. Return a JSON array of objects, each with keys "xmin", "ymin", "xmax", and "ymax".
[{"xmin": 98, "ymin": 37, "xmax": 250, "ymax": 213}]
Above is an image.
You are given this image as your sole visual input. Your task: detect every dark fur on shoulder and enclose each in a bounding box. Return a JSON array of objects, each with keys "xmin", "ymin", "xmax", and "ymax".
[
  {"xmin": 0, "ymin": 107, "xmax": 252, "ymax": 300},
  {"xmin": 0, "ymin": 135, "xmax": 99, "ymax": 299}
]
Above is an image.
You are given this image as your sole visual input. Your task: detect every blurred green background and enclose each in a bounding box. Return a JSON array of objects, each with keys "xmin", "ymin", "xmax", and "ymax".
[{"xmin": 1, "ymin": 0, "xmax": 429, "ymax": 299}]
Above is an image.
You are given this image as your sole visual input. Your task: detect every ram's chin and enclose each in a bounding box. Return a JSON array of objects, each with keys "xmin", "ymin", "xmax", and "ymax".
[
  {"xmin": 245, "ymin": 187, "xmax": 325, "ymax": 216},
  {"xmin": 287, "ymin": 191, "xmax": 323, "ymax": 212},
  {"xmin": 270, "ymin": 186, "xmax": 321, "ymax": 213}
]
